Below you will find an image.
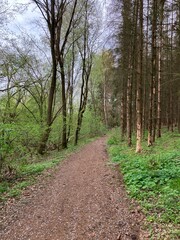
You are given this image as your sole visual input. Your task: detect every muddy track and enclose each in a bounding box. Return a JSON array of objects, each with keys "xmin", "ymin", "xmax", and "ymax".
[{"xmin": 0, "ymin": 137, "xmax": 143, "ymax": 240}]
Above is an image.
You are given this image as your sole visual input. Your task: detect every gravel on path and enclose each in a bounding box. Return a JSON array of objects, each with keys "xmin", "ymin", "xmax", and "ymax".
[{"xmin": 0, "ymin": 137, "xmax": 144, "ymax": 240}]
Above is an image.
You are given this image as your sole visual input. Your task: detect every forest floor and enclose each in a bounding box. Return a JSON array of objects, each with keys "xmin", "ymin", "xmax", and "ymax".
[{"xmin": 0, "ymin": 137, "xmax": 147, "ymax": 240}]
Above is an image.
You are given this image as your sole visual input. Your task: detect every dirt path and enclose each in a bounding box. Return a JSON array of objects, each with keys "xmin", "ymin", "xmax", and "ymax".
[{"xmin": 0, "ymin": 137, "xmax": 143, "ymax": 240}]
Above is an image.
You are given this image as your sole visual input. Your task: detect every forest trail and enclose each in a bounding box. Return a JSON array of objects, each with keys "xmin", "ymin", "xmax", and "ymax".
[{"xmin": 0, "ymin": 137, "xmax": 143, "ymax": 240}]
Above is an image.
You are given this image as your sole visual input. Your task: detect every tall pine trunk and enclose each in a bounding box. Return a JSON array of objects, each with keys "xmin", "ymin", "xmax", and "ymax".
[
  {"xmin": 126, "ymin": 0, "xmax": 138, "ymax": 147},
  {"xmin": 136, "ymin": 0, "xmax": 143, "ymax": 153},
  {"xmin": 157, "ymin": 1, "xmax": 165, "ymax": 138},
  {"xmin": 127, "ymin": 65, "xmax": 132, "ymax": 146},
  {"xmin": 148, "ymin": 0, "xmax": 157, "ymax": 146}
]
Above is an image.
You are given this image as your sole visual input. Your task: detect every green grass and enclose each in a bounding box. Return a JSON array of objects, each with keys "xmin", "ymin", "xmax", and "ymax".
[
  {"xmin": 0, "ymin": 135, "xmax": 100, "ymax": 202},
  {"xmin": 19, "ymin": 160, "xmax": 59, "ymax": 176},
  {"xmin": 0, "ymin": 181, "xmax": 10, "ymax": 193},
  {"xmin": 0, "ymin": 180, "xmax": 33, "ymax": 199},
  {"xmin": 108, "ymin": 128, "xmax": 180, "ymax": 239}
]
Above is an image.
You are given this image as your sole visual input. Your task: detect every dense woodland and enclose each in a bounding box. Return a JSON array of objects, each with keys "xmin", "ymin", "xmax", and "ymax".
[
  {"xmin": 108, "ymin": 0, "xmax": 180, "ymax": 153},
  {"xmin": 0, "ymin": 1, "xmax": 180, "ymax": 238},
  {"xmin": 0, "ymin": 0, "xmax": 180, "ymax": 172}
]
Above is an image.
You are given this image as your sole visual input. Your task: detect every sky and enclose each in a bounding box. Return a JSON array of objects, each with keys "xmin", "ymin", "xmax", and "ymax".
[
  {"xmin": 5, "ymin": 0, "xmax": 110, "ymax": 50},
  {"xmin": 7, "ymin": 0, "xmax": 107, "ymax": 37},
  {"xmin": 7, "ymin": 0, "xmax": 41, "ymax": 35}
]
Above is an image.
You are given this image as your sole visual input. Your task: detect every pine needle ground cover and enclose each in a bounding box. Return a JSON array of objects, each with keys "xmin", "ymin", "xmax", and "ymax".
[{"xmin": 108, "ymin": 129, "xmax": 180, "ymax": 239}]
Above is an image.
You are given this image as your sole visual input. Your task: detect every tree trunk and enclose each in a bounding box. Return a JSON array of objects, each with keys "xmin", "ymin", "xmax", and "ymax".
[
  {"xmin": 59, "ymin": 54, "xmax": 67, "ymax": 149},
  {"xmin": 170, "ymin": 3, "xmax": 174, "ymax": 133},
  {"xmin": 74, "ymin": 71, "xmax": 90, "ymax": 145},
  {"xmin": 127, "ymin": 65, "xmax": 132, "ymax": 147},
  {"xmin": 148, "ymin": 0, "xmax": 157, "ymax": 146},
  {"xmin": 37, "ymin": 0, "xmax": 57, "ymax": 154},
  {"xmin": 126, "ymin": 0, "xmax": 138, "ymax": 147},
  {"xmin": 103, "ymin": 71, "xmax": 108, "ymax": 127},
  {"xmin": 136, "ymin": 0, "xmax": 143, "ymax": 153},
  {"xmin": 67, "ymin": 33, "xmax": 75, "ymax": 141},
  {"xmin": 74, "ymin": 0, "xmax": 91, "ymax": 145},
  {"xmin": 120, "ymin": 83, "xmax": 126, "ymax": 141},
  {"xmin": 178, "ymin": 95, "xmax": 180, "ymax": 133},
  {"xmin": 143, "ymin": 0, "xmax": 150, "ymax": 135},
  {"xmin": 157, "ymin": 0, "xmax": 165, "ymax": 138}
]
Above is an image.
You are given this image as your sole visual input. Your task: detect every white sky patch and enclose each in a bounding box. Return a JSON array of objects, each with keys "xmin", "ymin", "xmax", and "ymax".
[{"xmin": 7, "ymin": 0, "xmax": 42, "ymax": 36}]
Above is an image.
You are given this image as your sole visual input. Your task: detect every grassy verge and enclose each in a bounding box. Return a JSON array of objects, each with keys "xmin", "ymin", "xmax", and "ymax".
[
  {"xmin": 0, "ymin": 136, "xmax": 99, "ymax": 202},
  {"xmin": 108, "ymin": 129, "xmax": 180, "ymax": 239}
]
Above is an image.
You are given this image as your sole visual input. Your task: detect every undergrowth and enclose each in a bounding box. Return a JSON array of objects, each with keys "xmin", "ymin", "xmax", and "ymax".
[
  {"xmin": 0, "ymin": 136, "xmax": 99, "ymax": 202},
  {"xmin": 108, "ymin": 129, "xmax": 180, "ymax": 239}
]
